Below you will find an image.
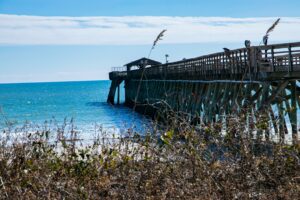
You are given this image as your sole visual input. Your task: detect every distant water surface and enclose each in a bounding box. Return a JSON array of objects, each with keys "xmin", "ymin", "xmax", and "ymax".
[{"xmin": 0, "ymin": 81, "xmax": 151, "ymax": 140}]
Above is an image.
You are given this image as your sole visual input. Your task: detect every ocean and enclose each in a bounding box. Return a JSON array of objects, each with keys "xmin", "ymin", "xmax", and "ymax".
[{"xmin": 0, "ymin": 80, "xmax": 151, "ymax": 141}]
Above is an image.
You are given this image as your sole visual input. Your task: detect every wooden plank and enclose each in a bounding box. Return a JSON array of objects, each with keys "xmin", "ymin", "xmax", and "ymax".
[
  {"xmin": 261, "ymin": 81, "xmax": 289, "ymax": 108},
  {"xmin": 290, "ymin": 81, "xmax": 298, "ymax": 144},
  {"xmin": 268, "ymin": 105, "xmax": 278, "ymax": 138},
  {"xmin": 257, "ymin": 83, "xmax": 270, "ymax": 110},
  {"xmin": 209, "ymin": 83, "xmax": 220, "ymax": 122},
  {"xmin": 278, "ymin": 99, "xmax": 286, "ymax": 143},
  {"xmin": 117, "ymin": 84, "xmax": 120, "ymax": 105},
  {"xmin": 203, "ymin": 83, "xmax": 212, "ymax": 123}
]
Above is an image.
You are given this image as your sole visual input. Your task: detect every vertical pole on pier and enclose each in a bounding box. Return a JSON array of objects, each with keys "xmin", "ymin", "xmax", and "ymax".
[
  {"xmin": 117, "ymin": 84, "xmax": 120, "ymax": 105},
  {"xmin": 288, "ymin": 45, "xmax": 293, "ymax": 72},
  {"xmin": 271, "ymin": 46, "xmax": 275, "ymax": 72}
]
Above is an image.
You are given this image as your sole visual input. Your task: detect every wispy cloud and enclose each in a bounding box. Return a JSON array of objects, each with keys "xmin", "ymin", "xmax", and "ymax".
[{"xmin": 1, "ymin": 14, "xmax": 300, "ymax": 45}]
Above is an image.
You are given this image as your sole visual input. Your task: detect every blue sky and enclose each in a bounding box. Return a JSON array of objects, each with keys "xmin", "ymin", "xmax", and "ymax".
[
  {"xmin": 1, "ymin": 0, "xmax": 300, "ymax": 83},
  {"xmin": 2, "ymin": 0, "xmax": 300, "ymax": 17}
]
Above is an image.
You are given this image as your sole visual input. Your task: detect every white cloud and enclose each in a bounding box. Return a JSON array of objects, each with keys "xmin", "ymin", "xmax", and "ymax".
[{"xmin": 0, "ymin": 14, "xmax": 300, "ymax": 45}]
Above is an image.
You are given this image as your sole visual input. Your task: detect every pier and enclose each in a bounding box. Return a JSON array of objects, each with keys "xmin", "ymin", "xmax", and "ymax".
[{"xmin": 108, "ymin": 42, "xmax": 300, "ymax": 143}]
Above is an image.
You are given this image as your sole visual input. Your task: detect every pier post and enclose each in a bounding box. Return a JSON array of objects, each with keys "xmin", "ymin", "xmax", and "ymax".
[
  {"xmin": 290, "ymin": 81, "xmax": 298, "ymax": 144},
  {"xmin": 117, "ymin": 84, "xmax": 120, "ymax": 105}
]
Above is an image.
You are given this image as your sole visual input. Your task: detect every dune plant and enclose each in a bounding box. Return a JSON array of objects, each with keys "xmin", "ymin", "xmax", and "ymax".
[{"xmin": 0, "ymin": 107, "xmax": 299, "ymax": 199}]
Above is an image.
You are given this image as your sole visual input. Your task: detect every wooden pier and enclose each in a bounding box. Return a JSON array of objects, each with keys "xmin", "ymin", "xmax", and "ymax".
[{"xmin": 108, "ymin": 42, "xmax": 300, "ymax": 144}]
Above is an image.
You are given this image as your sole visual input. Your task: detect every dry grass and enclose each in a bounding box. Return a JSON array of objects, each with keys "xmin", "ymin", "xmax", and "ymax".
[{"xmin": 0, "ymin": 110, "xmax": 299, "ymax": 199}]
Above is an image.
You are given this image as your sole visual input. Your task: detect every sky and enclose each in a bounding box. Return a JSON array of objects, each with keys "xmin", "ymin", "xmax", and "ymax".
[{"xmin": 1, "ymin": 0, "xmax": 300, "ymax": 83}]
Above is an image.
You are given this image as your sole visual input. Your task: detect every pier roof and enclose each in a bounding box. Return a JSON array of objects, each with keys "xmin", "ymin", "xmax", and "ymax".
[{"xmin": 124, "ymin": 57, "xmax": 161, "ymax": 70}]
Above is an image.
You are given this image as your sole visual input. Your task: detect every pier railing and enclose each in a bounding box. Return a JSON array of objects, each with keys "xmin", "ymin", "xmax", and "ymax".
[
  {"xmin": 111, "ymin": 66, "xmax": 127, "ymax": 72},
  {"xmin": 123, "ymin": 42, "xmax": 300, "ymax": 81},
  {"xmin": 109, "ymin": 67, "xmax": 127, "ymax": 80}
]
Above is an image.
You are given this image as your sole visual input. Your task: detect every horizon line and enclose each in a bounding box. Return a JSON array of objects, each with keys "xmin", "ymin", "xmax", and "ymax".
[{"xmin": 0, "ymin": 79, "xmax": 110, "ymax": 85}]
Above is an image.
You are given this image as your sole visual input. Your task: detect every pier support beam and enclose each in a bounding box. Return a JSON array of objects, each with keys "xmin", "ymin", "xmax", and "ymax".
[
  {"xmin": 117, "ymin": 84, "xmax": 120, "ymax": 105},
  {"xmin": 119, "ymin": 79, "xmax": 300, "ymax": 144},
  {"xmin": 107, "ymin": 79, "xmax": 123, "ymax": 105},
  {"xmin": 290, "ymin": 81, "xmax": 298, "ymax": 144}
]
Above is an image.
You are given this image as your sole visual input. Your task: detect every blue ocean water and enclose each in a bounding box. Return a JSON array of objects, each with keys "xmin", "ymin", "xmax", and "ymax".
[{"xmin": 0, "ymin": 81, "xmax": 151, "ymax": 140}]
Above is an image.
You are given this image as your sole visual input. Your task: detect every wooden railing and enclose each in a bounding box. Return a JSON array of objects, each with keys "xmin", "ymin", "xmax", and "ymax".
[
  {"xmin": 111, "ymin": 66, "xmax": 127, "ymax": 72},
  {"xmin": 111, "ymin": 42, "xmax": 300, "ymax": 81},
  {"xmin": 258, "ymin": 42, "xmax": 300, "ymax": 73}
]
